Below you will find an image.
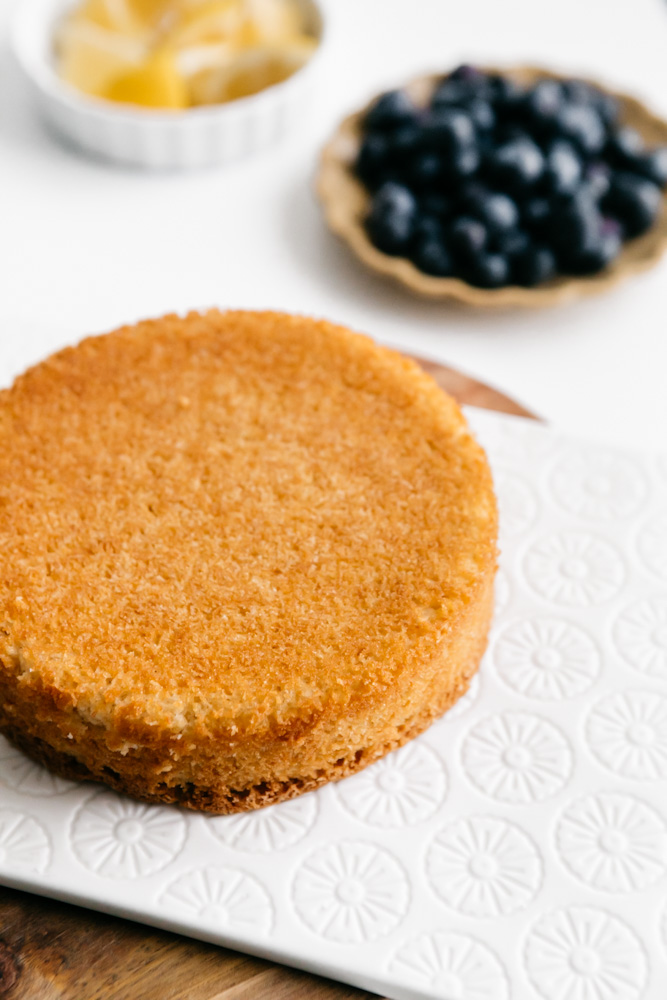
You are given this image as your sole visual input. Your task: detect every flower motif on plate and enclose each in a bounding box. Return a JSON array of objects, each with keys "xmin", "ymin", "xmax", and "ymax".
[
  {"xmin": 291, "ymin": 840, "xmax": 409, "ymax": 943},
  {"xmin": 426, "ymin": 816, "xmax": 542, "ymax": 917},
  {"xmin": 461, "ymin": 712, "xmax": 572, "ymax": 803}
]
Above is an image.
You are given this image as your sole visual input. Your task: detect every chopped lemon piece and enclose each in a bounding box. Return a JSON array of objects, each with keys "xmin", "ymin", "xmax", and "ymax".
[
  {"xmin": 105, "ymin": 49, "xmax": 189, "ymax": 108},
  {"xmin": 189, "ymin": 37, "xmax": 315, "ymax": 104},
  {"xmin": 168, "ymin": 0, "xmax": 244, "ymax": 48},
  {"xmin": 58, "ymin": 21, "xmax": 147, "ymax": 97},
  {"xmin": 243, "ymin": 0, "xmax": 303, "ymax": 43}
]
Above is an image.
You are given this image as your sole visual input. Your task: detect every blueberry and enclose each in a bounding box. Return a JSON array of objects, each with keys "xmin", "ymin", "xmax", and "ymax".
[
  {"xmin": 488, "ymin": 75, "xmax": 524, "ymax": 115},
  {"xmin": 464, "ymin": 188, "xmax": 520, "ymax": 231},
  {"xmin": 562, "ymin": 80, "xmax": 619, "ymax": 128},
  {"xmin": 513, "ymin": 244, "xmax": 557, "ymax": 286},
  {"xmin": 423, "ymin": 108, "xmax": 476, "ymax": 155},
  {"xmin": 547, "ymin": 190, "xmax": 602, "ymax": 256},
  {"xmin": 355, "ymin": 133, "xmax": 392, "ymax": 189},
  {"xmin": 420, "ymin": 193, "xmax": 453, "ymax": 219},
  {"xmin": 557, "ymin": 104, "xmax": 606, "ymax": 156},
  {"xmin": 408, "ymin": 152, "xmax": 443, "ymax": 187},
  {"xmin": 365, "ymin": 90, "xmax": 418, "ymax": 133},
  {"xmin": 524, "ymin": 79, "xmax": 566, "ymax": 132},
  {"xmin": 583, "ymin": 161, "xmax": 612, "ymax": 201},
  {"xmin": 493, "ymin": 228, "xmax": 531, "ymax": 257},
  {"xmin": 602, "ymin": 173, "xmax": 662, "ymax": 237},
  {"xmin": 488, "ymin": 137, "xmax": 545, "ymax": 192},
  {"xmin": 467, "ymin": 98, "xmax": 496, "ymax": 133},
  {"xmin": 448, "ymin": 146, "xmax": 481, "ymax": 180},
  {"xmin": 636, "ymin": 148, "xmax": 667, "ymax": 189},
  {"xmin": 449, "ymin": 64, "xmax": 489, "ymax": 86},
  {"xmin": 366, "ymin": 182, "xmax": 418, "ymax": 254},
  {"xmin": 431, "ymin": 79, "xmax": 475, "ymax": 109},
  {"xmin": 464, "ymin": 252, "xmax": 511, "ymax": 287},
  {"xmin": 412, "ymin": 214, "xmax": 444, "ymax": 244},
  {"xmin": 412, "ymin": 236, "xmax": 454, "ymax": 276},
  {"xmin": 606, "ymin": 127, "xmax": 644, "ymax": 168},
  {"xmin": 449, "ymin": 216, "xmax": 488, "ymax": 259},
  {"xmin": 522, "ymin": 197, "xmax": 551, "ymax": 235},
  {"xmin": 544, "ymin": 139, "xmax": 583, "ymax": 196},
  {"xmin": 386, "ymin": 124, "xmax": 424, "ymax": 165},
  {"xmin": 568, "ymin": 230, "xmax": 622, "ymax": 275}
]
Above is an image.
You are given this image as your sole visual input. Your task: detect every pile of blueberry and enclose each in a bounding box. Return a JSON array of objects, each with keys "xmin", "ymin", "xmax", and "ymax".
[{"xmin": 355, "ymin": 66, "xmax": 667, "ymax": 288}]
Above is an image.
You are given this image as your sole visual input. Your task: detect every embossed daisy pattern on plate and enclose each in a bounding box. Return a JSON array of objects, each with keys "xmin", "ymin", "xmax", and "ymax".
[
  {"xmin": 555, "ymin": 792, "xmax": 667, "ymax": 893},
  {"xmin": 160, "ymin": 867, "xmax": 273, "ymax": 934},
  {"xmin": 523, "ymin": 531, "xmax": 625, "ymax": 607},
  {"xmin": 426, "ymin": 816, "xmax": 542, "ymax": 918},
  {"xmin": 586, "ymin": 690, "xmax": 667, "ymax": 781},
  {"xmin": 524, "ymin": 906, "xmax": 648, "ymax": 1000},
  {"xmin": 636, "ymin": 511, "xmax": 667, "ymax": 583},
  {"xmin": 70, "ymin": 792, "xmax": 187, "ymax": 879},
  {"xmin": 0, "ymin": 809, "xmax": 51, "ymax": 873},
  {"xmin": 613, "ymin": 597, "xmax": 667, "ymax": 678},
  {"xmin": 0, "ymin": 735, "xmax": 76, "ymax": 797},
  {"xmin": 461, "ymin": 712, "xmax": 572, "ymax": 804},
  {"xmin": 389, "ymin": 931, "xmax": 509, "ymax": 999},
  {"xmin": 291, "ymin": 840, "xmax": 409, "ymax": 943},
  {"xmin": 207, "ymin": 792, "xmax": 317, "ymax": 853},
  {"xmin": 495, "ymin": 470, "xmax": 539, "ymax": 538},
  {"xmin": 549, "ymin": 448, "xmax": 647, "ymax": 520},
  {"xmin": 439, "ymin": 673, "xmax": 481, "ymax": 726},
  {"xmin": 492, "ymin": 617, "xmax": 600, "ymax": 701},
  {"xmin": 336, "ymin": 742, "xmax": 446, "ymax": 828}
]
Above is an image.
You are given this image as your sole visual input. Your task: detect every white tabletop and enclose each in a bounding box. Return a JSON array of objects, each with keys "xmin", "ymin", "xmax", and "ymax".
[{"xmin": 1, "ymin": 0, "xmax": 666, "ymax": 451}]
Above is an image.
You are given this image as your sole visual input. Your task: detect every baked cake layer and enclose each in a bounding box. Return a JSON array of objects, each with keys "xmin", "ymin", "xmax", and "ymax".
[{"xmin": 0, "ymin": 311, "xmax": 497, "ymax": 812}]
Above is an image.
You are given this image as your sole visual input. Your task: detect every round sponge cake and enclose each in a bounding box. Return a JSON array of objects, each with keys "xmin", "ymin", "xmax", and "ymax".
[{"xmin": 0, "ymin": 311, "xmax": 497, "ymax": 813}]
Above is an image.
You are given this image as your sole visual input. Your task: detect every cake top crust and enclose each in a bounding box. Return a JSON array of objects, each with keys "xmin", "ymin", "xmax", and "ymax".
[{"xmin": 0, "ymin": 311, "xmax": 496, "ymax": 738}]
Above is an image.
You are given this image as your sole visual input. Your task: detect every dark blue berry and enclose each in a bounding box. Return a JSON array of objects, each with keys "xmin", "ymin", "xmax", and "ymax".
[
  {"xmin": 524, "ymin": 79, "xmax": 566, "ymax": 133},
  {"xmin": 602, "ymin": 173, "xmax": 662, "ymax": 237},
  {"xmin": 465, "ymin": 188, "xmax": 520, "ymax": 231},
  {"xmin": 513, "ymin": 244, "xmax": 557, "ymax": 286},
  {"xmin": 423, "ymin": 108, "xmax": 476, "ymax": 155},
  {"xmin": 465, "ymin": 252, "xmax": 510, "ymax": 287},
  {"xmin": 449, "ymin": 217, "xmax": 488, "ymax": 258},
  {"xmin": 356, "ymin": 133, "xmax": 391, "ymax": 189},
  {"xmin": 366, "ymin": 182, "xmax": 418, "ymax": 255},
  {"xmin": 562, "ymin": 80, "xmax": 619, "ymax": 128},
  {"xmin": 558, "ymin": 104, "xmax": 606, "ymax": 156},
  {"xmin": 489, "ymin": 137, "xmax": 545, "ymax": 192},
  {"xmin": 522, "ymin": 198, "xmax": 551, "ymax": 235},
  {"xmin": 548, "ymin": 190, "xmax": 602, "ymax": 257},
  {"xmin": 494, "ymin": 228, "xmax": 531, "ymax": 257},
  {"xmin": 365, "ymin": 90, "xmax": 417, "ymax": 133},
  {"xmin": 544, "ymin": 140, "xmax": 583, "ymax": 196},
  {"xmin": 420, "ymin": 193, "xmax": 453, "ymax": 219},
  {"xmin": 568, "ymin": 230, "xmax": 622, "ymax": 274},
  {"xmin": 583, "ymin": 162, "xmax": 612, "ymax": 201},
  {"xmin": 636, "ymin": 148, "xmax": 667, "ymax": 189},
  {"xmin": 606, "ymin": 127, "xmax": 644, "ymax": 168},
  {"xmin": 408, "ymin": 152, "xmax": 444, "ymax": 187},
  {"xmin": 412, "ymin": 237, "xmax": 454, "ymax": 276}
]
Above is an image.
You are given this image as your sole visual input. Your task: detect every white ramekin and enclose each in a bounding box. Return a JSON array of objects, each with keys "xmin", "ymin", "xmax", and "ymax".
[{"xmin": 11, "ymin": 0, "xmax": 326, "ymax": 169}]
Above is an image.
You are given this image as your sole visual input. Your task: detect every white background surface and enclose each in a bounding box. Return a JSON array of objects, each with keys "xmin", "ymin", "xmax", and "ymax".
[{"xmin": 1, "ymin": 0, "xmax": 666, "ymax": 450}]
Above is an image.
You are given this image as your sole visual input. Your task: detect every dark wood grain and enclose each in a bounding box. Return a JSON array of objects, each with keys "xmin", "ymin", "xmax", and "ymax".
[{"xmin": 0, "ymin": 357, "xmax": 536, "ymax": 1000}]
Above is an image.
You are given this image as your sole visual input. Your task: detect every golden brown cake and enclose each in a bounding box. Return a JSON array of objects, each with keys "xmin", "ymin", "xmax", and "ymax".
[{"xmin": 0, "ymin": 310, "xmax": 497, "ymax": 813}]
